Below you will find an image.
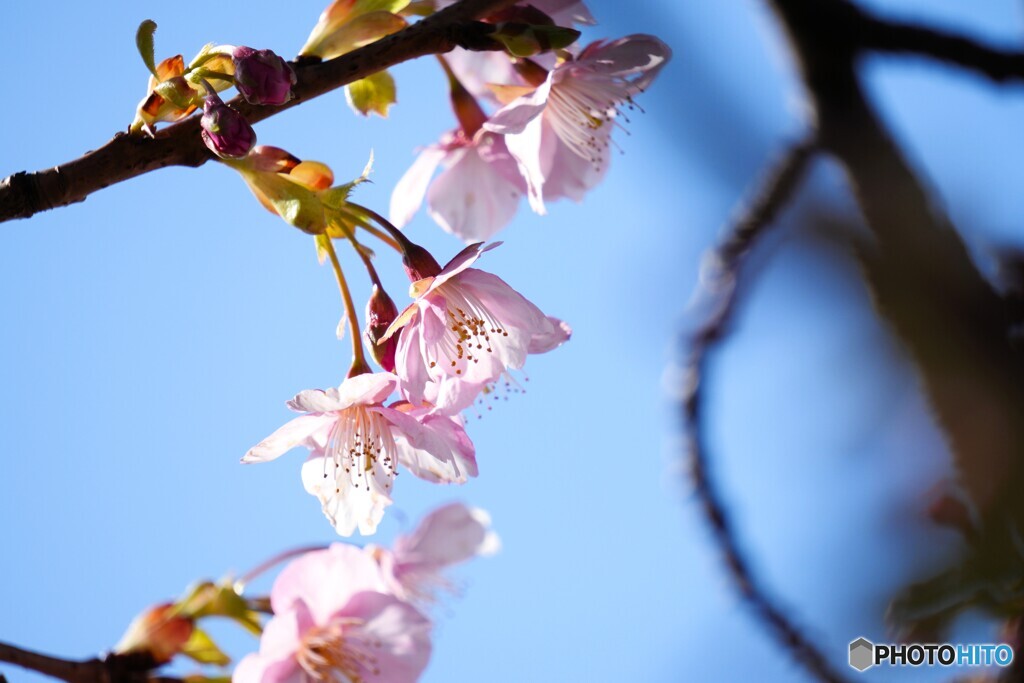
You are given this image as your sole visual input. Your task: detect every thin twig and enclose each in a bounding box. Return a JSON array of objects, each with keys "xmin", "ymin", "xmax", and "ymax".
[
  {"xmin": 681, "ymin": 137, "xmax": 850, "ymax": 682},
  {"xmin": 0, "ymin": 0, "xmax": 518, "ymax": 223},
  {"xmin": 0, "ymin": 640, "xmax": 173, "ymax": 683}
]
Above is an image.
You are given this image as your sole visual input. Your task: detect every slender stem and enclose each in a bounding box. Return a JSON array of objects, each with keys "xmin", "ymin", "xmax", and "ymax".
[
  {"xmin": 234, "ymin": 544, "xmax": 330, "ymax": 593},
  {"xmin": 359, "ymin": 223, "xmax": 403, "ymax": 253},
  {"xmin": 347, "ymin": 201, "xmax": 416, "ymax": 253},
  {"xmin": 321, "ymin": 237, "xmax": 370, "ymax": 375},
  {"xmin": 351, "ymin": 240, "xmax": 383, "ymax": 289}
]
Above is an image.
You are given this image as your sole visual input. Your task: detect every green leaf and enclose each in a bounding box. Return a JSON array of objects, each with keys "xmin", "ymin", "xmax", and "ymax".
[
  {"xmin": 346, "ymin": 71, "xmax": 396, "ymax": 118},
  {"xmin": 136, "ymin": 20, "xmax": 159, "ymax": 78},
  {"xmin": 353, "ymin": 0, "xmax": 411, "ymax": 15},
  {"xmin": 309, "ymin": 11, "xmax": 407, "ymax": 59},
  {"xmin": 180, "ymin": 628, "xmax": 231, "ymax": 666}
]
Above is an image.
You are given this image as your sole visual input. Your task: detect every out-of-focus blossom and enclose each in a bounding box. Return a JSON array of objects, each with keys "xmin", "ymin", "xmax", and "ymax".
[
  {"xmin": 232, "ymin": 46, "xmax": 296, "ymax": 106},
  {"xmin": 200, "ymin": 88, "xmax": 257, "ymax": 159},
  {"xmin": 371, "ymin": 502, "xmax": 499, "ymax": 603},
  {"xmin": 390, "ymin": 130, "xmax": 525, "ymax": 242},
  {"xmin": 114, "ymin": 603, "xmax": 194, "ymax": 665},
  {"xmin": 383, "ymin": 243, "xmax": 570, "ymax": 413},
  {"xmin": 485, "ymin": 35, "xmax": 671, "ymax": 213},
  {"xmin": 233, "ymin": 544, "xmax": 431, "ymax": 683},
  {"xmin": 242, "ymin": 372, "xmax": 474, "ymax": 536}
]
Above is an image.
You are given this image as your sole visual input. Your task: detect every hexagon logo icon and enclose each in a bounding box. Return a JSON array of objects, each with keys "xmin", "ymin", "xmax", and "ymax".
[{"xmin": 849, "ymin": 637, "xmax": 874, "ymax": 672}]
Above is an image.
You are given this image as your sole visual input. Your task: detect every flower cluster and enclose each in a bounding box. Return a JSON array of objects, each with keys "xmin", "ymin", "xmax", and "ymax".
[
  {"xmin": 390, "ymin": 2, "xmax": 672, "ymax": 241},
  {"xmin": 244, "ymin": 240, "xmax": 569, "ymax": 536},
  {"xmin": 235, "ymin": 503, "xmax": 497, "ymax": 683},
  {"xmin": 116, "ymin": 5, "xmax": 668, "ymax": 683}
]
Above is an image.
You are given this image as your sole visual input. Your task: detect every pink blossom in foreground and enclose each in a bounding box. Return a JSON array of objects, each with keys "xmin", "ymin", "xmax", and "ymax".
[
  {"xmin": 383, "ymin": 243, "xmax": 570, "ymax": 413},
  {"xmin": 484, "ymin": 35, "xmax": 671, "ymax": 213},
  {"xmin": 233, "ymin": 544, "xmax": 431, "ymax": 683},
  {"xmin": 242, "ymin": 373, "xmax": 474, "ymax": 536},
  {"xmin": 389, "ymin": 130, "xmax": 525, "ymax": 242},
  {"xmin": 371, "ymin": 502, "xmax": 499, "ymax": 603}
]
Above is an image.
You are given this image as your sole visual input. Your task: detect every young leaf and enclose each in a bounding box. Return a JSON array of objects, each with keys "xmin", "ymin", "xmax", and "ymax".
[
  {"xmin": 136, "ymin": 20, "xmax": 159, "ymax": 78},
  {"xmin": 346, "ymin": 70, "xmax": 397, "ymax": 117}
]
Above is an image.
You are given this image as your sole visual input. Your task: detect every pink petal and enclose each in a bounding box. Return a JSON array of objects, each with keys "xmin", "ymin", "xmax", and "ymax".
[
  {"xmin": 393, "ymin": 503, "xmax": 496, "ymax": 568},
  {"xmin": 577, "ymin": 34, "xmax": 672, "ymax": 86},
  {"xmin": 335, "ymin": 592, "xmax": 432, "ymax": 683},
  {"xmin": 529, "ymin": 316, "xmax": 572, "ymax": 354},
  {"xmin": 426, "ymin": 144, "xmax": 523, "ymax": 243},
  {"xmin": 393, "ymin": 322, "xmax": 431, "ymax": 406},
  {"xmin": 483, "ymin": 74, "xmax": 554, "ymax": 135},
  {"xmin": 285, "ymin": 388, "xmax": 346, "ymax": 414},
  {"xmin": 389, "ymin": 146, "xmax": 448, "ymax": 228},
  {"xmin": 334, "ymin": 372, "xmax": 397, "ymax": 407},
  {"xmin": 259, "ymin": 600, "xmax": 315, "ymax": 661},
  {"xmin": 242, "ymin": 414, "xmax": 335, "ymax": 463},
  {"xmin": 541, "ymin": 125, "xmax": 610, "ymax": 203},
  {"xmin": 232, "ymin": 652, "xmax": 303, "ymax": 683},
  {"xmin": 271, "ymin": 544, "xmax": 387, "ymax": 621}
]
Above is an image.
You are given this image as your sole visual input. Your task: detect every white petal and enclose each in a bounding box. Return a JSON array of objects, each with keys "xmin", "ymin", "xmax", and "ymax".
[
  {"xmin": 242, "ymin": 414, "xmax": 335, "ymax": 463},
  {"xmin": 483, "ymin": 75, "xmax": 554, "ymax": 135}
]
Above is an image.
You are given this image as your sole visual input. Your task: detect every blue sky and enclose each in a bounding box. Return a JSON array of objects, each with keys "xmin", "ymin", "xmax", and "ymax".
[{"xmin": 2, "ymin": 1, "xmax": 1024, "ymax": 681}]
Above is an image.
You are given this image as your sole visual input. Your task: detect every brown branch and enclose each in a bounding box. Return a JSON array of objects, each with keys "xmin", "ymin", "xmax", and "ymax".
[
  {"xmin": 681, "ymin": 138, "xmax": 851, "ymax": 682},
  {"xmin": 854, "ymin": 5, "xmax": 1024, "ymax": 83},
  {"xmin": 0, "ymin": 0, "xmax": 517, "ymax": 224},
  {"xmin": 0, "ymin": 640, "xmax": 174, "ymax": 683}
]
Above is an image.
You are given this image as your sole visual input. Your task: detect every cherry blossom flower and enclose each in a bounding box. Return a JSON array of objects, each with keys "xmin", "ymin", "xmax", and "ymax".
[
  {"xmin": 233, "ymin": 544, "xmax": 431, "ymax": 683},
  {"xmin": 484, "ymin": 34, "xmax": 671, "ymax": 213},
  {"xmin": 242, "ymin": 372, "xmax": 474, "ymax": 536},
  {"xmin": 371, "ymin": 503, "xmax": 499, "ymax": 604},
  {"xmin": 389, "ymin": 130, "xmax": 525, "ymax": 242},
  {"xmin": 383, "ymin": 243, "xmax": 570, "ymax": 413}
]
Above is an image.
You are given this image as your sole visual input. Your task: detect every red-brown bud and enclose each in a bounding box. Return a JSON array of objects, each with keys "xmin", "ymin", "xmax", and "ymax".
[{"xmin": 364, "ymin": 285, "xmax": 399, "ymax": 372}]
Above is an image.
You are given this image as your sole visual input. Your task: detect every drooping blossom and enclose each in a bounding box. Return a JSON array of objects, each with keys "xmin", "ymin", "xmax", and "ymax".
[
  {"xmin": 242, "ymin": 372, "xmax": 474, "ymax": 536},
  {"xmin": 389, "ymin": 130, "xmax": 525, "ymax": 242},
  {"xmin": 383, "ymin": 243, "xmax": 570, "ymax": 413},
  {"xmin": 370, "ymin": 502, "xmax": 499, "ymax": 603},
  {"xmin": 484, "ymin": 35, "xmax": 671, "ymax": 213},
  {"xmin": 233, "ymin": 544, "xmax": 431, "ymax": 683},
  {"xmin": 232, "ymin": 46, "xmax": 296, "ymax": 106}
]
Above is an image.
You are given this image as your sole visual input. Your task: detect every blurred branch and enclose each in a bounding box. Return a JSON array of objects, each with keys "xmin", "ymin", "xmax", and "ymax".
[
  {"xmin": 0, "ymin": 0, "xmax": 516, "ymax": 224},
  {"xmin": 681, "ymin": 137, "xmax": 851, "ymax": 682},
  {"xmin": 768, "ymin": 0, "xmax": 1024, "ymax": 645},
  {"xmin": 862, "ymin": 10, "xmax": 1024, "ymax": 83},
  {"xmin": 0, "ymin": 640, "xmax": 178, "ymax": 683}
]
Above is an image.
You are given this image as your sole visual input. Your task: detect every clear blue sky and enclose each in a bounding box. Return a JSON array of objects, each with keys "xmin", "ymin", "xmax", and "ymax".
[{"xmin": 3, "ymin": 1, "xmax": 1024, "ymax": 681}]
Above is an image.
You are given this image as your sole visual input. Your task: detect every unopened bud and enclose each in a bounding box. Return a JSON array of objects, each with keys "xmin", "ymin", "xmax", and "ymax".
[
  {"xmin": 493, "ymin": 23, "xmax": 580, "ymax": 57},
  {"xmin": 364, "ymin": 285, "xmax": 399, "ymax": 372},
  {"xmin": 402, "ymin": 242, "xmax": 442, "ymax": 281},
  {"xmin": 114, "ymin": 603, "xmax": 194, "ymax": 665},
  {"xmin": 246, "ymin": 145, "xmax": 301, "ymax": 173},
  {"xmin": 512, "ymin": 58, "xmax": 550, "ymax": 87},
  {"xmin": 200, "ymin": 89, "xmax": 257, "ymax": 159},
  {"xmin": 232, "ymin": 46, "xmax": 296, "ymax": 106}
]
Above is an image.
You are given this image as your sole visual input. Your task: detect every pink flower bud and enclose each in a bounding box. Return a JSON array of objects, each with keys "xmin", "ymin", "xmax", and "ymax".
[
  {"xmin": 402, "ymin": 243, "xmax": 442, "ymax": 281},
  {"xmin": 232, "ymin": 46, "xmax": 297, "ymax": 106},
  {"xmin": 200, "ymin": 90, "xmax": 257, "ymax": 159},
  {"xmin": 364, "ymin": 285, "xmax": 399, "ymax": 372},
  {"xmin": 114, "ymin": 603, "xmax": 194, "ymax": 665}
]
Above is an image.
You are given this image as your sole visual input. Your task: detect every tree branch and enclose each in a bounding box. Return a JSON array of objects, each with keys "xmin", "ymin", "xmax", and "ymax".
[
  {"xmin": 0, "ymin": 640, "xmax": 172, "ymax": 683},
  {"xmin": 0, "ymin": 0, "xmax": 517, "ymax": 224},
  {"xmin": 681, "ymin": 138, "xmax": 850, "ymax": 682},
  {"xmin": 798, "ymin": 0, "xmax": 1024, "ymax": 83}
]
